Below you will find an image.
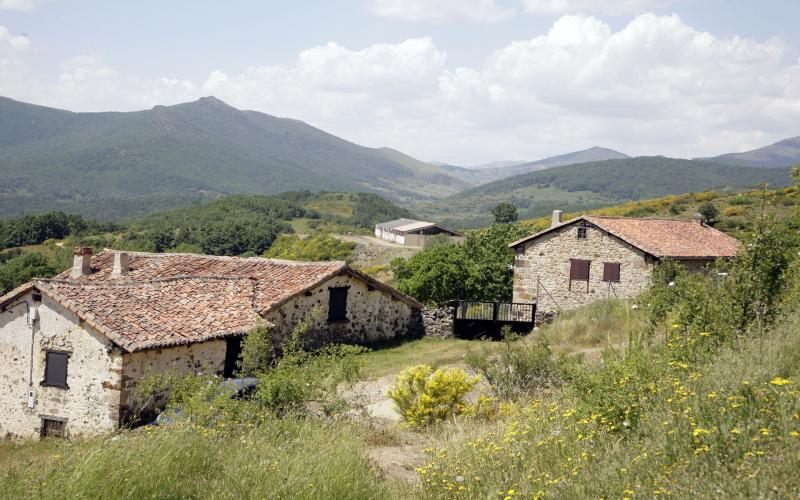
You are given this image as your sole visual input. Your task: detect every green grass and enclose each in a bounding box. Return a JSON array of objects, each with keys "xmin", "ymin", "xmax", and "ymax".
[
  {"xmin": 360, "ymin": 337, "xmax": 484, "ymax": 380},
  {"xmin": 0, "ymin": 419, "xmax": 394, "ymax": 500},
  {"xmin": 542, "ymin": 299, "xmax": 641, "ymax": 354}
]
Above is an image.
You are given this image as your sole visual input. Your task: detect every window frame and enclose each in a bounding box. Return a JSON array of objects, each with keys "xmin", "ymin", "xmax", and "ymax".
[
  {"xmin": 576, "ymin": 227, "xmax": 588, "ymax": 239},
  {"xmin": 41, "ymin": 350, "xmax": 70, "ymax": 389},
  {"xmin": 327, "ymin": 286, "xmax": 349, "ymax": 323}
]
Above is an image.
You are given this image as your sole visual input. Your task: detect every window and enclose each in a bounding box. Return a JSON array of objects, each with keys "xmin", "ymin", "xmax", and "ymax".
[
  {"xmin": 569, "ymin": 259, "xmax": 591, "ymax": 292},
  {"xmin": 603, "ymin": 262, "xmax": 621, "ymax": 283},
  {"xmin": 576, "ymin": 227, "xmax": 588, "ymax": 239},
  {"xmin": 569, "ymin": 259, "xmax": 590, "ymax": 280},
  {"xmin": 42, "ymin": 351, "xmax": 69, "ymax": 388},
  {"xmin": 40, "ymin": 417, "xmax": 67, "ymax": 438},
  {"xmin": 328, "ymin": 287, "xmax": 348, "ymax": 322}
]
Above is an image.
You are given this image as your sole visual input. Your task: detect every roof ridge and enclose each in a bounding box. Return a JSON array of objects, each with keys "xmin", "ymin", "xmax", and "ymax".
[
  {"xmin": 97, "ymin": 249, "xmax": 347, "ymax": 267},
  {"xmin": 41, "ymin": 275, "xmax": 254, "ymax": 288},
  {"xmin": 586, "ymin": 215, "xmax": 694, "ymax": 222}
]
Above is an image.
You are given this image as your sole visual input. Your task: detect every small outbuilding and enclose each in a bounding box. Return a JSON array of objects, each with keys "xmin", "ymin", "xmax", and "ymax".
[{"xmin": 375, "ymin": 219, "xmax": 463, "ymax": 247}]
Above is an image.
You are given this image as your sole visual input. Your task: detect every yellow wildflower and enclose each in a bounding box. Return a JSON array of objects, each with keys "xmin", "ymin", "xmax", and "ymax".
[{"xmin": 770, "ymin": 377, "xmax": 792, "ymax": 386}]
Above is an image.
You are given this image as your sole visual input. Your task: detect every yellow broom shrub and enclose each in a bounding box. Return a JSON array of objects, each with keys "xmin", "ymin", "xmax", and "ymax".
[{"xmin": 387, "ymin": 365, "xmax": 479, "ymax": 428}]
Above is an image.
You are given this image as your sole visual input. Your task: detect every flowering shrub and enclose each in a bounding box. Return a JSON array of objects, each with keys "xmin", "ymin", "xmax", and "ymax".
[{"xmin": 387, "ymin": 365, "xmax": 479, "ymax": 428}]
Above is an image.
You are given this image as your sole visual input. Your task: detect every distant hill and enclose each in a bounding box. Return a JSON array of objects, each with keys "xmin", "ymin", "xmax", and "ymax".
[
  {"xmin": 699, "ymin": 136, "xmax": 800, "ymax": 168},
  {"xmin": 417, "ymin": 156, "xmax": 794, "ymax": 228},
  {"xmin": 438, "ymin": 146, "xmax": 629, "ymax": 184},
  {"xmin": 0, "ymin": 96, "xmax": 467, "ymax": 219}
]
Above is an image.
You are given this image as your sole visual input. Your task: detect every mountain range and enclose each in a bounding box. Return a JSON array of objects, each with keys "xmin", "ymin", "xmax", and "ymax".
[
  {"xmin": 0, "ymin": 96, "xmax": 466, "ymax": 218},
  {"xmin": 0, "ymin": 95, "xmax": 797, "ymax": 222},
  {"xmin": 697, "ymin": 136, "xmax": 800, "ymax": 168}
]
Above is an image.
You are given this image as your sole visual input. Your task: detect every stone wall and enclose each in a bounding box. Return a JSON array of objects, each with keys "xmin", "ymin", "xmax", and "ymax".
[
  {"xmin": 0, "ymin": 292, "xmax": 123, "ymax": 439},
  {"xmin": 421, "ymin": 306, "xmax": 454, "ymax": 338},
  {"xmin": 263, "ymin": 273, "xmax": 418, "ymax": 347},
  {"xmin": 513, "ymin": 224, "xmax": 657, "ymax": 315},
  {"xmin": 119, "ymin": 339, "xmax": 228, "ymax": 421}
]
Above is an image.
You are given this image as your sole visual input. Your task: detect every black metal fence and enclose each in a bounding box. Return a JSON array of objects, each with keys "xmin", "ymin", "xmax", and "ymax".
[{"xmin": 453, "ymin": 301, "xmax": 536, "ymax": 339}]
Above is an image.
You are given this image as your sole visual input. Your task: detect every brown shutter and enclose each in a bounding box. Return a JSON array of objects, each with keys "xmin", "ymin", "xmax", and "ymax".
[
  {"xmin": 570, "ymin": 259, "xmax": 591, "ymax": 280},
  {"xmin": 603, "ymin": 262, "xmax": 621, "ymax": 282}
]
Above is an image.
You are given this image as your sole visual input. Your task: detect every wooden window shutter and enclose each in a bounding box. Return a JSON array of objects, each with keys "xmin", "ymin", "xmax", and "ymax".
[
  {"xmin": 569, "ymin": 259, "xmax": 590, "ymax": 280},
  {"xmin": 328, "ymin": 287, "xmax": 348, "ymax": 322},
  {"xmin": 43, "ymin": 351, "xmax": 69, "ymax": 388},
  {"xmin": 603, "ymin": 262, "xmax": 621, "ymax": 282}
]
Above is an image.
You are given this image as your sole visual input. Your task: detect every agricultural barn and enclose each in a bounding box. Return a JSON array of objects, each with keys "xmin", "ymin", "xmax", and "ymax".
[
  {"xmin": 510, "ymin": 210, "xmax": 740, "ymax": 317},
  {"xmin": 0, "ymin": 249, "xmax": 421, "ymax": 439},
  {"xmin": 375, "ymin": 219, "xmax": 464, "ymax": 247}
]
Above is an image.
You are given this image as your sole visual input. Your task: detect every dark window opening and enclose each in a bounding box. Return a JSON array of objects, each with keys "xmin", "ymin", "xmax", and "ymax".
[
  {"xmin": 603, "ymin": 262, "xmax": 621, "ymax": 283},
  {"xmin": 40, "ymin": 417, "xmax": 66, "ymax": 438},
  {"xmin": 32, "ymin": 293, "xmax": 42, "ymax": 302},
  {"xmin": 223, "ymin": 336, "xmax": 242, "ymax": 378},
  {"xmin": 576, "ymin": 227, "xmax": 588, "ymax": 239},
  {"xmin": 328, "ymin": 287, "xmax": 348, "ymax": 322},
  {"xmin": 42, "ymin": 351, "xmax": 69, "ymax": 388}
]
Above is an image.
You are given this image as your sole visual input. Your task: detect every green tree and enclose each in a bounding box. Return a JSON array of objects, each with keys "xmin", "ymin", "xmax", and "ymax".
[
  {"xmin": 491, "ymin": 203, "xmax": 518, "ymax": 224},
  {"xmin": 392, "ymin": 223, "xmax": 529, "ymax": 304},
  {"xmin": 463, "ymin": 223, "xmax": 528, "ymax": 301},
  {"xmin": 0, "ymin": 253, "xmax": 59, "ymax": 294},
  {"xmin": 391, "ymin": 243, "xmax": 472, "ymax": 305},
  {"xmin": 698, "ymin": 201, "xmax": 719, "ymax": 225}
]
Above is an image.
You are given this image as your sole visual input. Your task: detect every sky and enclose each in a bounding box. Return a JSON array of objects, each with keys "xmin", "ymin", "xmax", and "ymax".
[{"xmin": 1, "ymin": 0, "xmax": 799, "ymax": 164}]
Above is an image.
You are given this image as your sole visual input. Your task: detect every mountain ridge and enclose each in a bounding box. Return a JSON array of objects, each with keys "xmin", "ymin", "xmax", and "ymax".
[{"xmin": 0, "ymin": 96, "xmax": 467, "ymax": 219}]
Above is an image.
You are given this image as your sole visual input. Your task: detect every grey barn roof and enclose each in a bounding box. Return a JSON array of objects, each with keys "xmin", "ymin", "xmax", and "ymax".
[
  {"xmin": 376, "ymin": 218, "xmax": 464, "ymax": 237},
  {"xmin": 376, "ymin": 218, "xmax": 419, "ymax": 231}
]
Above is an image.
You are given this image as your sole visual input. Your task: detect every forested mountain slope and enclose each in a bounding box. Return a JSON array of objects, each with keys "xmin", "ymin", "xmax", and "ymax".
[
  {"xmin": 418, "ymin": 156, "xmax": 794, "ymax": 227},
  {"xmin": 0, "ymin": 96, "xmax": 466, "ymax": 219}
]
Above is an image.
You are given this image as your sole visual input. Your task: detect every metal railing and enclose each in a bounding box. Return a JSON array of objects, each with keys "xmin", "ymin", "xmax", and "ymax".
[{"xmin": 455, "ymin": 301, "xmax": 535, "ymax": 323}]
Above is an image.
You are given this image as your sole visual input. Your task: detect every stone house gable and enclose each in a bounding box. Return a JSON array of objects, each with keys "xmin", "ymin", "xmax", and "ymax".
[{"xmin": 510, "ymin": 213, "xmax": 740, "ymax": 316}]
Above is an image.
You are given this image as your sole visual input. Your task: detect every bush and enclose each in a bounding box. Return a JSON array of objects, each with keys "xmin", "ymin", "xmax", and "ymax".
[
  {"xmin": 387, "ymin": 365, "xmax": 479, "ymax": 428},
  {"xmin": 263, "ymin": 233, "xmax": 355, "ymax": 262},
  {"xmin": 466, "ymin": 327, "xmax": 564, "ymax": 400},
  {"xmin": 723, "ymin": 206, "xmax": 746, "ymax": 217}
]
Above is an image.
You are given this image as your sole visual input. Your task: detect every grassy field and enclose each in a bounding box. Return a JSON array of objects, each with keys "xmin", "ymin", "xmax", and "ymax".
[{"xmin": 2, "ymin": 290, "xmax": 798, "ymax": 498}]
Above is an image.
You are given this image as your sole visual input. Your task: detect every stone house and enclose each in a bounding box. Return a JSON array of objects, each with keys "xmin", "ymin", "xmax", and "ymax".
[
  {"xmin": 375, "ymin": 218, "xmax": 464, "ymax": 247},
  {"xmin": 0, "ymin": 249, "xmax": 422, "ymax": 439},
  {"xmin": 510, "ymin": 211, "xmax": 740, "ymax": 317}
]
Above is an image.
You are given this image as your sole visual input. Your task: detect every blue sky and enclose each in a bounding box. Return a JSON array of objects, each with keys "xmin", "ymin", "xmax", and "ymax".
[{"xmin": 1, "ymin": 0, "xmax": 799, "ymax": 163}]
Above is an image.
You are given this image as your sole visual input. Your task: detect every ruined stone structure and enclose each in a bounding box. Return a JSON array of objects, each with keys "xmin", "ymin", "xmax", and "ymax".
[
  {"xmin": 510, "ymin": 212, "xmax": 740, "ymax": 317},
  {"xmin": 0, "ymin": 249, "xmax": 421, "ymax": 439}
]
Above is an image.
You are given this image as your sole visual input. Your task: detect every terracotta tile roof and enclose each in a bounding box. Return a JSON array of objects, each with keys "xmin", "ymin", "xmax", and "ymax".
[
  {"xmin": 0, "ymin": 251, "xmax": 421, "ymax": 352},
  {"xmin": 584, "ymin": 216, "xmax": 740, "ymax": 258},
  {"xmin": 510, "ymin": 216, "xmax": 740, "ymax": 259},
  {"xmin": 38, "ymin": 277, "xmax": 262, "ymax": 352}
]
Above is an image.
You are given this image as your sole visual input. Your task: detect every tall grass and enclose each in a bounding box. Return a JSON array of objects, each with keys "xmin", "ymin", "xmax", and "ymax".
[
  {"xmin": 0, "ymin": 418, "xmax": 392, "ymax": 499},
  {"xmin": 541, "ymin": 299, "xmax": 640, "ymax": 353},
  {"xmin": 416, "ymin": 310, "xmax": 800, "ymax": 499}
]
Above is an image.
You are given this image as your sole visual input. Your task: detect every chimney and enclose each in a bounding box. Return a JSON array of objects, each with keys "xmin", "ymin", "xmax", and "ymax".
[
  {"xmin": 551, "ymin": 210, "xmax": 564, "ymax": 228},
  {"xmin": 111, "ymin": 252, "xmax": 130, "ymax": 279},
  {"xmin": 692, "ymin": 213, "xmax": 705, "ymax": 226},
  {"xmin": 70, "ymin": 247, "xmax": 92, "ymax": 278}
]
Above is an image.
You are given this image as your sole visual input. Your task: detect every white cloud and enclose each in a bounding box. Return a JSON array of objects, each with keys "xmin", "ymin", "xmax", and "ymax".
[
  {"xmin": 369, "ymin": 0, "xmax": 514, "ymax": 22},
  {"xmin": 523, "ymin": 0, "xmax": 677, "ymax": 16},
  {"xmin": 2, "ymin": 16, "xmax": 799, "ymax": 163},
  {"xmin": 0, "ymin": 0, "xmax": 37, "ymax": 10}
]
